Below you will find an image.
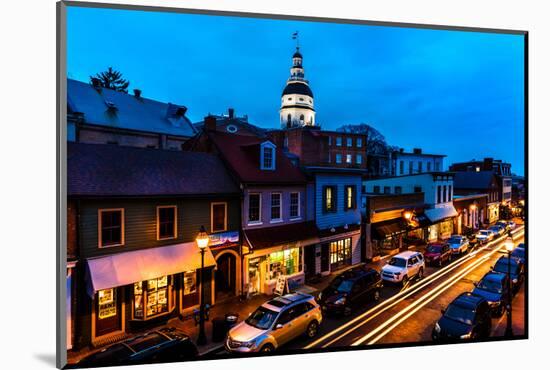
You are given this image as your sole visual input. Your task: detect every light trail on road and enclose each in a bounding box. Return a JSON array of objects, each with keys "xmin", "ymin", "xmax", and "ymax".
[
  {"xmin": 303, "ymin": 227, "xmax": 524, "ymax": 349},
  {"xmin": 353, "ymin": 229, "xmax": 524, "ymax": 346}
]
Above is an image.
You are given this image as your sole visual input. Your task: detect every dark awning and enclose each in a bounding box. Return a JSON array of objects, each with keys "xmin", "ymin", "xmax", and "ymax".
[
  {"xmin": 244, "ymin": 221, "xmax": 319, "ymax": 250},
  {"xmin": 373, "ymin": 219, "xmax": 406, "ymax": 239}
]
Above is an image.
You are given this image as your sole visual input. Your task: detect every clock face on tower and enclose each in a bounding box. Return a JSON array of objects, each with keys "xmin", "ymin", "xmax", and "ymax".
[{"xmin": 280, "ymin": 47, "xmax": 316, "ymax": 129}]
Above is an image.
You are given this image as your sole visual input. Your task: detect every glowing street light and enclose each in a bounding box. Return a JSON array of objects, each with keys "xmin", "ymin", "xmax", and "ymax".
[
  {"xmin": 196, "ymin": 225, "xmax": 210, "ymax": 345},
  {"xmin": 504, "ymin": 235, "xmax": 514, "ymax": 337}
]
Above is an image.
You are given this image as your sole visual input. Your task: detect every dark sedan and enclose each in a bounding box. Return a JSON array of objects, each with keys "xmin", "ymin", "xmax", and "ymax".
[
  {"xmin": 432, "ymin": 292, "xmax": 492, "ymax": 341},
  {"xmin": 492, "ymin": 256, "xmax": 524, "ymax": 293},
  {"xmin": 472, "ymin": 272, "xmax": 509, "ymax": 316},
  {"xmin": 318, "ymin": 266, "xmax": 382, "ymax": 316},
  {"xmin": 76, "ymin": 328, "xmax": 198, "ymax": 368},
  {"xmin": 511, "ymin": 246, "xmax": 525, "ymax": 264}
]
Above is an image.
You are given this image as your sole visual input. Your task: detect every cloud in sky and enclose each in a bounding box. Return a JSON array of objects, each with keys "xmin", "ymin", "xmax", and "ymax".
[{"xmin": 67, "ymin": 6, "xmax": 525, "ymax": 175}]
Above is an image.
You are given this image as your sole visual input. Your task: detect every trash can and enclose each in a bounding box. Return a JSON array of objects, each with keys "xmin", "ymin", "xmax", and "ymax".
[
  {"xmin": 225, "ymin": 313, "xmax": 239, "ymax": 329},
  {"xmin": 211, "ymin": 317, "xmax": 227, "ymax": 342}
]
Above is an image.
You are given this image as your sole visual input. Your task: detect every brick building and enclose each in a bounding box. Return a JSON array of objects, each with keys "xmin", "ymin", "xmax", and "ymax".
[{"xmin": 269, "ymin": 127, "xmax": 369, "ymax": 171}]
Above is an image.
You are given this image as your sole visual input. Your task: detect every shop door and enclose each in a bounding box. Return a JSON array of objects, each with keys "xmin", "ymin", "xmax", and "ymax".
[
  {"xmin": 216, "ymin": 253, "xmax": 236, "ymax": 299},
  {"xmin": 247, "ymin": 258, "xmax": 261, "ymax": 295},
  {"xmin": 304, "ymin": 246, "xmax": 316, "ymax": 278},
  {"xmin": 321, "ymin": 244, "xmax": 329, "ymax": 273},
  {"xmin": 95, "ymin": 287, "xmax": 122, "ymax": 337}
]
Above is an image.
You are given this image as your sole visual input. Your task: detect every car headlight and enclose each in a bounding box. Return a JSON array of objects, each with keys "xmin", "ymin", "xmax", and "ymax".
[
  {"xmin": 318, "ymin": 292, "xmax": 322, "ymax": 300},
  {"xmin": 460, "ymin": 333, "xmax": 472, "ymax": 339},
  {"xmin": 434, "ymin": 323, "xmax": 441, "ymax": 333},
  {"xmin": 240, "ymin": 340, "xmax": 257, "ymax": 348},
  {"xmin": 512, "ymin": 278, "xmax": 518, "ymax": 284},
  {"xmin": 334, "ymin": 297, "xmax": 346, "ymax": 305}
]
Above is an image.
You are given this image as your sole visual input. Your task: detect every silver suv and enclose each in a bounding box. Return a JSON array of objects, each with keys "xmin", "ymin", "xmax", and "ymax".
[
  {"xmin": 225, "ymin": 293, "xmax": 322, "ymax": 353},
  {"xmin": 381, "ymin": 251, "xmax": 425, "ymax": 285}
]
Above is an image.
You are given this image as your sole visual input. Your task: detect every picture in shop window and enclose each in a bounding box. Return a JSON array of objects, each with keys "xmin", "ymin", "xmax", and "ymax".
[{"xmin": 98, "ymin": 288, "xmax": 117, "ymax": 319}]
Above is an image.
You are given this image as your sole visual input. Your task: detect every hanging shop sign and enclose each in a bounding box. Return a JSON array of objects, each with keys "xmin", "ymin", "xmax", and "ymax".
[{"xmin": 209, "ymin": 231, "xmax": 239, "ymax": 247}]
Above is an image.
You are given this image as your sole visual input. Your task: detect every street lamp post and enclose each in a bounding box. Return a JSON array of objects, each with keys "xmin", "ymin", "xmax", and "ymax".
[
  {"xmin": 504, "ymin": 235, "xmax": 514, "ymax": 337},
  {"xmin": 196, "ymin": 225, "xmax": 210, "ymax": 345}
]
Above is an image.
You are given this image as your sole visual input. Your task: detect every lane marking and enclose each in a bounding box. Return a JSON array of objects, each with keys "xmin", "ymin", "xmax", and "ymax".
[
  {"xmin": 353, "ymin": 232, "xmax": 524, "ymax": 346},
  {"xmin": 303, "ymin": 227, "xmax": 524, "ymax": 349}
]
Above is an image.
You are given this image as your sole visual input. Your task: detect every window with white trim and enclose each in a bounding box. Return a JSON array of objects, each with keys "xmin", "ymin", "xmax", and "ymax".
[
  {"xmin": 99, "ymin": 209, "xmax": 124, "ymax": 247},
  {"xmin": 290, "ymin": 192, "xmax": 300, "ymax": 219},
  {"xmin": 157, "ymin": 206, "xmax": 177, "ymax": 240},
  {"xmin": 211, "ymin": 202, "xmax": 227, "ymax": 232},
  {"xmin": 248, "ymin": 194, "xmax": 261, "ymax": 223},
  {"xmin": 260, "ymin": 142, "xmax": 276, "ymax": 170},
  {"xmin": 271, "ymin": 193, "xmax": 282, "ymax": 221}
]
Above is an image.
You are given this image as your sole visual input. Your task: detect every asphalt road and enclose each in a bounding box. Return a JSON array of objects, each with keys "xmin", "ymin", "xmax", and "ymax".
[{"xmin": 281, "ymin": 227, "xmax": 525, "ymax": 351}]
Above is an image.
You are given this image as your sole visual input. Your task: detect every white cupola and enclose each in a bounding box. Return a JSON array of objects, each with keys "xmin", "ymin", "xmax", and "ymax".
[{"xmin": 280, "ymin": 47, "xmax": 316, "ymax": 129}]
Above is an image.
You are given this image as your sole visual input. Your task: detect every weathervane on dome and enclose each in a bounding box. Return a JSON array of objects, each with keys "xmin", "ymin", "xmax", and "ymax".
[{"xmin": 292, "ymin": 31, "xmax": 299, "ymax": 50}]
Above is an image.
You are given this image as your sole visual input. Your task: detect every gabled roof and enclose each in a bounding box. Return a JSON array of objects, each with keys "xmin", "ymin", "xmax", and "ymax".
[
  {"xmin": 207, "ymin": 131, "xmax": 306, "ymax": 185},
  {"xmin": 68, "ymin": 143, "xmax": 239, "ymax": 197},
  {"xmin": 453, "ymin": 171, "xmax": 496, "ymax": 189},
  {"xmin": 67, "ymin": 79, "xmax": 197, "ymax": 137}
]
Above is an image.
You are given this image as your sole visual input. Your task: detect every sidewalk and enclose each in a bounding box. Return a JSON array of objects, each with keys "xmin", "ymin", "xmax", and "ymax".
[{"xmin": 491, "ymin": 284, "xmax": 525, "ymax": 337}]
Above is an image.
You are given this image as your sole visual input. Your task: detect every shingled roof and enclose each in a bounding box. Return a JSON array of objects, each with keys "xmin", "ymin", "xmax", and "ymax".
[
  {"xmin": 68, "ymin": 143, "xmax": 239, "ymax": 197},
  {"xmin": 67, "ymin": 79, "xmax": 197, "ymax": 137},
  {"xmin": 207, "ymin": 131, "xmax": 306, "ymax": 185}
]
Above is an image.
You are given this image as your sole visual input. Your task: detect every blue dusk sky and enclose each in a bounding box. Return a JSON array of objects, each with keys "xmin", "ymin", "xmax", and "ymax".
[{"xmin": 67, "ymin": 6, "xmax": 525, "ymax": 175}]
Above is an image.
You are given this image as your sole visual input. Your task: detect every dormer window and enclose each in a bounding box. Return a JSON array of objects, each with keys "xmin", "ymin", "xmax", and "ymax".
[{"xmin": 260, "ymin": 141, "xmax": 276, "ymax": 170}]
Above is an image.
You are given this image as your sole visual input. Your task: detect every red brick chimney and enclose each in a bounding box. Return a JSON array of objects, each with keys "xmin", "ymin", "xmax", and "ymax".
[{"xmin": 204, "ymin": 115, "xmax": 217, "ymax": 131}]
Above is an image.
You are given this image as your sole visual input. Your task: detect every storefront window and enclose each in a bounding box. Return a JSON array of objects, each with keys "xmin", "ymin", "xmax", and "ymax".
[
  {"xmin": 330, "ymin": 238, "xmax": 352, "ymax": 268},
  {"xmin": 134, "ymin": 282, "xmax": 144, "ymax": 319},
  {"xmin": 183, "ymin": 271, "xmax": 196, "ymax": 295},
  {"xmin": 98, "ymin": 288, "xmax": 117, "ymax": 319},
  {"xmin": 439, "ymin": 220, "xmax": 453, "ymax": 238},
  {"xmin": 267, "ymin": 248, "xmax": 302, "ymax": 280},
  {"xmin": 132, "ymin": 276, "xmax": 171, "ymax": 320}
]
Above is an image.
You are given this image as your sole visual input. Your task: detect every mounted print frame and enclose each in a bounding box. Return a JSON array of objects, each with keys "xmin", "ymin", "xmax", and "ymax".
[{"xmin": 57, "ymin": 1, "xmax": 527, "ymax": 368}]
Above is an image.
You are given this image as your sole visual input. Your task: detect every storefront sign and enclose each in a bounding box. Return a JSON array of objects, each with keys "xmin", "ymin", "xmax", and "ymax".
[
  {"xmin": 210, "ymin": 231, "xmax": 239, "ymax": 247},
  {"xmin": 274, "ymin": 275, "xmax": 288, "ymax": 296}
]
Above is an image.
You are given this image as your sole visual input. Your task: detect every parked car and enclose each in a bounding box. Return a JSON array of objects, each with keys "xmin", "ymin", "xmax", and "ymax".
[
  {"xmin": 489, "ymin": 225, "xmax": 505, "ymax": 237},
  {"xmin": 472, "ymin": 271, "xmax": 509, "ymax": 316},
  {"xmin": 226, "ymin": 293, "xmax": 322, "ymax": 353},
  {"xmin": 475, "ymin": 230, "xmax": 494, "ymax": 244},
  {"xmin": 317, "ymin": 266, "xmax": 382, "ymax": 316},
  {"xmin": 447, "ymin": 235, "xmax": 469, "ymax": 255},
  {"xmin": 467, "ymin": 235, "xmax": 481, "ymax": 250},
  {"xmin": 492, "ymin": 256, "xmax": 524, "ymax": 293},
  {"xmin": 496, "ymin": 221, "xmax": 510, "ymax": 232},
  {"xmin": 380, "ymin": 251, "xmax": 425, "ymax": 285},
  {"xmin": 424, "ymin": 242, "xmax": 452, "ymax": 266},
  {"xmin": 77, "ymin": 328, "xmax": 198, "ymax": 367},
  {"xmin": 432, "ymin": 292, "xmax": 492, "ymax": 341},
  {"xmin": 511, "ymin": 246, "xmax": 525, "ymax": 264},
  {"xmin": 517, "ymin": 242, "xmax": 525, "ymax": 250}
]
